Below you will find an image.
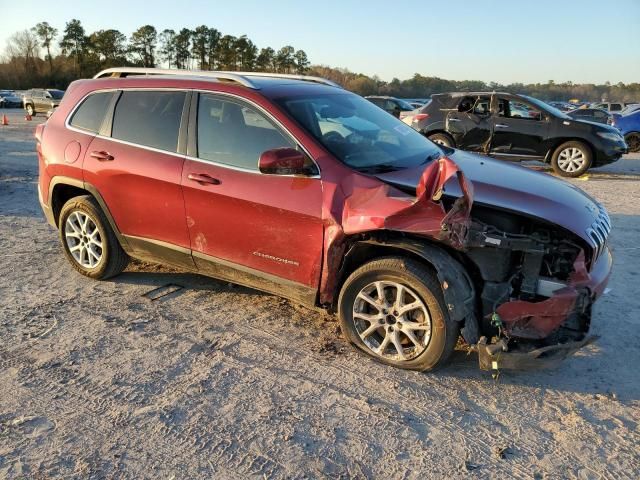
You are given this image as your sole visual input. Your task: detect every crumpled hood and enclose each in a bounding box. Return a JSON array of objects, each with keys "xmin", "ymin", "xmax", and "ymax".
[{"xmin": 375, "ymin": 150, "xmax": 603, "ymax": 244}]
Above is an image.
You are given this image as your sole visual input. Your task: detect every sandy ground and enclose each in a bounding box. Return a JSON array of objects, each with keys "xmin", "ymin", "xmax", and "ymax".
[{"xmin": 1, "ymin": 108, "xmax": 639, "ymax": 479}]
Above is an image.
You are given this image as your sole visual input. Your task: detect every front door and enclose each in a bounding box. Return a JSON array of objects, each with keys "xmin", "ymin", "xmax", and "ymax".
[
  {"xmin": 181, "ymin": 93, "xmax": 324, "ymax": 301},
  {"xmin": 83, "ymin": 89, "xmax": 192, "ymax": 261},
  {"xmin": 489, "ymin": 96, "xmax": 549, "ymax": 158}
]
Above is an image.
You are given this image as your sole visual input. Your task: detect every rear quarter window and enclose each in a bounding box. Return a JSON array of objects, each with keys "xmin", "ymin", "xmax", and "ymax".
[
  {"xmin": 112, "ymin": 90, "xmax": 186, "ymax": 152},
  {"xmin": 69, "ymin": 92, "xmax": 115, "ymax": 133}
]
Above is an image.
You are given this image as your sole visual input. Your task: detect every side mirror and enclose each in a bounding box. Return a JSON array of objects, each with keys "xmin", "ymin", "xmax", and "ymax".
[{"xmin": 259, "ymin": 147, "xmax": 314, "ymax": 176}]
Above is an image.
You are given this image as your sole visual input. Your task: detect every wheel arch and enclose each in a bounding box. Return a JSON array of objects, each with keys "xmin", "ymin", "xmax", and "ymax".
[
  {"xmin": 48, "ymin": 176, "xmax": 130, "ymax": 250},
  {"xmin": 544, "ymin": 137, "xmax": 596, "ymax": 163},
  {"xmin": 424, "ymin": 129, "xmax": 455, "ymax": 146},
  {"xmin": 332, "ymin": 232, "xmax": 480, "ymax": 344}
]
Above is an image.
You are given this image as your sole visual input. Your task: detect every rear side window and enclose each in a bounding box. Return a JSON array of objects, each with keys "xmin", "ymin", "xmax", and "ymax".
[
  {"xmin": 112, "ymin": 90, "xmax": 186, "ymax": 152},
  {"xmin": 69, "ymin": 92, "xmax": 115, "ymax": 133}
]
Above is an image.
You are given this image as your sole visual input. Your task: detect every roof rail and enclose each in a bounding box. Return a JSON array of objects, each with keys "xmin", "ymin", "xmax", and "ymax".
[
  {"xmin": 93, "ymin": 67, "xmax": 258, "ymax": 88},
  {"xmin": 228, "ymin": 72, "xmax": 342, "ymax": 88},
  {"xmin": 93, "ymin": 67, "xmax": 341, "ymax": 89}
]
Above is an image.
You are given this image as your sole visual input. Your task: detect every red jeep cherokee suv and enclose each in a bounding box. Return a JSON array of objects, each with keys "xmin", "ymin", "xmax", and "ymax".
[{"xmin": 37, "ymin": 67, "xmax": 612, "ymax": 372}]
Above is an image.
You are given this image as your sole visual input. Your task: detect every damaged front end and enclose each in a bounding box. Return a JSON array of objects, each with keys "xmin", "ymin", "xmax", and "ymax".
[
  {"xmin": 463, "ymin": 208, "xmax": 612, "ymax": 372},
  {"xmin": 323, "ymin": 153, "xmax": 611, "ymax": 372}
]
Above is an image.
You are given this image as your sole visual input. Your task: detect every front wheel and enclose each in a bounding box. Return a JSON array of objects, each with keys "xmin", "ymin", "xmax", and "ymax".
[
  {"xmin": 26, "ymin": 104, "xmax": 35, "ymax": 116},
  {"xmin": 625, "ymin": 133, "xmax": 640, "ymax": 153},
  {"xmin": 58, "ymin": 195, "xmax": 129, "ymax": 279},
  {"xmin": 338, "ymin": 257, "xmax": 459, "ymax": 371},
  {"xmin": 550, "ymin": 141, "xmax": 592, "ymax": 177}
]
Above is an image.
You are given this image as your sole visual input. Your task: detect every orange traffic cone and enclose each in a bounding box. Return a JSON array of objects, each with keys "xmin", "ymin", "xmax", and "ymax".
[
  {"xmin": 1, "ymin": 114, "xmax": 8, "ymax": 126},
  {"xmin": 25, "ymin": 114, "xmax": 32, "ymax": 121}
]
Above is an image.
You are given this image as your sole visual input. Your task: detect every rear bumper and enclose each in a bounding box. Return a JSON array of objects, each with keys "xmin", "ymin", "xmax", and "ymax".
[{"xmin": 38, "ymin": 184, "xmax": 56, "ymax": 227}]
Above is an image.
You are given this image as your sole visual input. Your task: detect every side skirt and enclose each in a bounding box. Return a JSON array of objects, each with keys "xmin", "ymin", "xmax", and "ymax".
[{"xmin": 123, "ymin": 235, "xmax": 318, "ymax": 309}]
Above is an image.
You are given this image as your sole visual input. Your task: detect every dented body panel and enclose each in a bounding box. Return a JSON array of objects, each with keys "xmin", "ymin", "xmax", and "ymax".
[{"xmin": 38, "ymin": 75, "xmax": 613, "ymax": 371}]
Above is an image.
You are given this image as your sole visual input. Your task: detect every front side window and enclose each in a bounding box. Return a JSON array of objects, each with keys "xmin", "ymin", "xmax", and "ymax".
[
  {"xmin": 197, "ymin": 94, "xmax": 296, "ymax": 170},
  {"xmin": 69, "ymin": 91, "xmax": 115, "ymax": 133},
  {"xmin": 112, "ymin": 90, "xmax": 186, "ymax": 152},
  {"xmin": 275, "ymin": 92, "xmax": 443, "ymax": 173},
  {"xmin": 506, "ymin": 100, "xmax": 541, "ymax": 120}
]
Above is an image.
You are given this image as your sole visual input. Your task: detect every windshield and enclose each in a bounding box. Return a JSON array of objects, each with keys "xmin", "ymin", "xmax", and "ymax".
[
  {"xmin": 275, "ymin": 92, "xmax": 443, "ymax": 172},
  {"xmin": 522, "ymin": 95, "xmax": 570, "ymax": 119},
  {"xmin": 48, "ymin": 90, "xmax": 65, "ymax": 100}
]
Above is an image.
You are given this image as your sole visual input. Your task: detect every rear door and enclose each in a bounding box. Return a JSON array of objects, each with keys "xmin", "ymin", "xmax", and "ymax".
[
  {"xmin": 446, "ymin": 95, "xmax": 492, "ymax": 152},
  {"xmin": 83, "ymin": 89, "xmax": 192, "ymax": 261},
  {"xmin": 489, "ymin": 96, "xmax": 549, "ymax": 158},
  {"xmin": 181, "ymin": 92, "xmax": 323, "ymax": 298}
]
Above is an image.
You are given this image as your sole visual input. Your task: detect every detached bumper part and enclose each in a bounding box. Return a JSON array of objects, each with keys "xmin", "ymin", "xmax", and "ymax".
[{"xmin": 477, "ymin": 335, "xmax": 598, "ymax": 371}]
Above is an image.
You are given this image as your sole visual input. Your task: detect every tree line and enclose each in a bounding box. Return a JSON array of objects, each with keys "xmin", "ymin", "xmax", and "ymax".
[
  {"xmin": 0, "ymin": 20, "xmax": 310, "ymax": 89},
  {"xmin": 309, "ymin": 65, "xmax": 640, "ymax": 102},
  {"xmin": 309, "ymin": 67, "xmax": 640, "ymax": 103},
  {"xmin": 1, "ymin": 20, "xmax": 638, "ymax": 103}
]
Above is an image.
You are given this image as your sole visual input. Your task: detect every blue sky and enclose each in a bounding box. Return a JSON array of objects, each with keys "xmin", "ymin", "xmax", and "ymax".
[{"xmin": 3, "ymin": 0, "xmax": 639, "ymax": 84}]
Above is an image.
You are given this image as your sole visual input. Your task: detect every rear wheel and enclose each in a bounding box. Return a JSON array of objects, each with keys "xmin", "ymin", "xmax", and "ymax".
[
  {"xmin": 551, "ymin": 141, "xmax": 592, "ymax": 177},
  {"xmin": 338, "ymin": 257, "xmax": 459, "ymax": 371},
  {"xmin": 58, "ymin": 195, "xmax": 129, "ymax": 279},
  {"xmin": 625, "ymin": 133, "xmax": 640, "ymax": 153},
  {"xmin": 428, "ymin": 132, "xmax": 454, "ymax": 148},
  {"xmin": 26, "ymin": 104, "xmax": 35, "ymax": 116}
]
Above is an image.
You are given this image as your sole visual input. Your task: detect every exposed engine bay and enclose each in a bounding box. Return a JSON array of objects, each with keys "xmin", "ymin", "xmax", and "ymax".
[{"xmin": 461, "ymin": 205, "xmax": 604, "ymax": 371}]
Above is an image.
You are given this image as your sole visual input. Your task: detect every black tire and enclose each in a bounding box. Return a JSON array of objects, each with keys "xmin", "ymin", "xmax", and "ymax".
[
  {"xmin": 550, "ymin": 140, "xmax": 593, "ymax": 177},
  {"xmin": 58, "ymin": 195, "xmax": 129, "ymax": 279},
  {"xmin": 338, "ymin": 256, "xmax": 459, "ymax": 371},
  {"xmin": 26, "ymin": 104, "xmax": 35, "ymax": 117},
  {"xmin": 625, "ymin": 133, "xmax": 640, "ymax": 153},
  {"xmin": 427, "ymin": 132, "xmax": 454, "ymax": 148}
]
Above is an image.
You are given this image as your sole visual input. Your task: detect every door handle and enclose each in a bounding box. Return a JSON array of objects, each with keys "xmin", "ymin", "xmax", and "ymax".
[
  {"xmin": 90, "ymin": 150, "xmax": 115, "ymax": 161},
  {"xmin": 448, "ymin": 118, "xmax": 461, "ymax": 122},
  {"xmin": 188, "ymin": 173, "xmax": 221, "ymax": 185},
  {"xmin": 495, "ymin": 124, "xmax": 509, "ymax": 128}
]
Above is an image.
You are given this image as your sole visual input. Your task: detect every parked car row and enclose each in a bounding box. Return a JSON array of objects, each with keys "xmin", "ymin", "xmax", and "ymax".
[
  {"xmin": 364, "ymin": 96, "xmax": 415, "ymax": 118},
  {"xmin": 567, "ymin": 107, "xmax": 613, "ymax": 125}
]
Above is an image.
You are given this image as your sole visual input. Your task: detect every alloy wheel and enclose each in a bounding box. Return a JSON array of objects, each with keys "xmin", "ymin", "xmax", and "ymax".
[
  {"xmin": 557, "ymin": 147, "xmax": 586, "ymax": 173},
  {"xmin": 64, "ymin": 211, "xmax": 103, "ymax": 268},
  {"xmin": 626, "ymin": 134, "xmax": 640, "ymax": 152},
  {"xmin": 352, "ymin": 281, "xmax": 432, "ymax": 361}
]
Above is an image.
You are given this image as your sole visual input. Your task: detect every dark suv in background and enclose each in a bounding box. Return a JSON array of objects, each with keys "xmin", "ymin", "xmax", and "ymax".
[
  {"xmin": 23, "ymin": 88, "xmax": 65, "ymax": 116},
  {"xmin": 405, "ymin": 92, "xmax": 627, "ymax": 177}
]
